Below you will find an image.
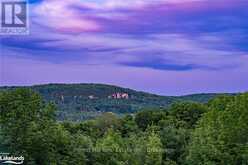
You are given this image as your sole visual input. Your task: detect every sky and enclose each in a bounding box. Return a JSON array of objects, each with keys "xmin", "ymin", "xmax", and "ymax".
[{"xmin": 0, "ymin": 0, "xmax": 248, "ymax": 95}]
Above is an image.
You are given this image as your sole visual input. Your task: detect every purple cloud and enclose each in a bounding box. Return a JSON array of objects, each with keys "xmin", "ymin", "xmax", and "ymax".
[{"xmin": 1, "ymin": 0, "xmax": 248, "ymax": 95}]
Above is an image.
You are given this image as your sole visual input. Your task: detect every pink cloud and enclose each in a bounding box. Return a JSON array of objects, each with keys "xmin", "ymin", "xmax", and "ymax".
[
  {"xmin": 82, "ymin": 0, "xmax": 203, "ymax": 9},
  {"xmin": 32, "ymin": 0, "xmax": 101, "ymax": 33},
  {"xmin": 31, "ymin": 0, "xmax": 243, "ymax": 33}
]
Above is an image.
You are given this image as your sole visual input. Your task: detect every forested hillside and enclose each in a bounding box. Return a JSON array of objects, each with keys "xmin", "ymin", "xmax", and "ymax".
[
  {"xmin": 0, "ymin": 84, "xmax": 232, "ymax": 121},
  {"xmin": 0, "ymin": 89, "xmax": 247, "ymax": 164}
]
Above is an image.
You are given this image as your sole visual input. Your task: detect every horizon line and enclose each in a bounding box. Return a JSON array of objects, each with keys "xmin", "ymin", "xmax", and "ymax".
[{"xmin": 0, "ymin": 82, "xmax": 245, "ymax": 97}]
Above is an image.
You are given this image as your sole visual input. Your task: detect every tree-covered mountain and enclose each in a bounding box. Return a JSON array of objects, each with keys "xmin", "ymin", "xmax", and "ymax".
[{"xmin": 0, "ymin": 84, "xmax": 233, "ymax": 121}]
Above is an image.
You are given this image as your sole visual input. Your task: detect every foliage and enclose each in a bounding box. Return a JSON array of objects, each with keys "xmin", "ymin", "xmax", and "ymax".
[
  {"xmin": 169, "ymin": 102, "xmax": 208, "ymax": 128},
  {"xmin": 159, "ymin": 121, "xmax": 190, "ymax": 164},
  {"xmin": 186, "ymin": 93, "xmax": 248, "ymax": 165},
  {"xmin": 0, "ymin": 88, "xmax": 247, "ymax": 165},
  {"xmin": 94, "ymin": 129, "xmax": 128, "ymax": 165},
  {"xmin": 135, "ymin": 110, "xmax": 167, "ymax": 130},
  {"xmin": 0, "ymin": 84, "xmax": 221, "ymax": 121},
  {"xmin": 144, "ymin": 130, "xmax": 163, "ymax": 165},
  {"xmin": 0, "ymin": 89, "xmax": 88, "ymax": 164}
]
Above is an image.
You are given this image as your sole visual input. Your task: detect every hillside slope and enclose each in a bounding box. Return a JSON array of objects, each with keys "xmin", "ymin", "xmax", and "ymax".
[{"xmin": 0, "ymin": 84, "xmax": 227, "ymax": 121}]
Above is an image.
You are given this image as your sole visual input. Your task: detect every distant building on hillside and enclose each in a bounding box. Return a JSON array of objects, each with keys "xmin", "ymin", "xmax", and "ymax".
[
  {"xmin": 61, "ymin": 95, "xmax": 64, "ymax": 102},
  {"xmin": 108, "ymin": 93, "xmax": 129, "ymax": 99},
  {"xmin": 88, "ymin": 95, "xmax": 97, "ymax": 99}
]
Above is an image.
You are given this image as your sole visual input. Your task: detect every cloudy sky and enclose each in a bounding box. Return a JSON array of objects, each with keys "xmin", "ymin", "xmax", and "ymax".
[{"xmin": 1, "ymin": 0, "xmax": 248, "ymax": 95}]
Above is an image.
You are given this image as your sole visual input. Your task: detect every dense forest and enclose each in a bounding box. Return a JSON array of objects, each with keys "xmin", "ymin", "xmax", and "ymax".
[
  {"xmin": 0, "ymin": 88, "xmax": 247, "ymax": 164},
  {"xmin": 0, "ymin": 84, "xmax": 231, "ymax": 121}
]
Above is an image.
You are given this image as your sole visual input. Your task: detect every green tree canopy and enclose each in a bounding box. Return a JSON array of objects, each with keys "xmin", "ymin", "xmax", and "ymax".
[
  {"xmin": 135, "ymin": 110, "xmax": 167, "ymax": 131},
  {"xmin": 187, "ymin": 93, "xmax": 248, "ymax": 165},
  {"xmin": 169, "ymin": 102, "xmax": 208, "ymax": 128}
]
